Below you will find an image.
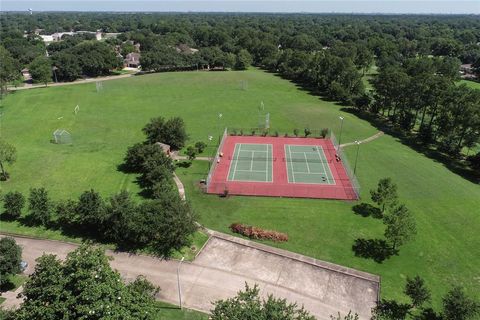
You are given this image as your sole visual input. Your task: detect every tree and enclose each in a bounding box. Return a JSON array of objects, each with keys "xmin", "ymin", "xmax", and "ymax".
[
  {"xmin": 104, "ymin": 191, "xmax": 137, "ymax": 245},
  {"xmin": 194, "ymin": 141, "xmax": 207, "ymax": 153},
  {"xmin": 211, "ymin": 283, "xmax": 315, "ymax": 320},
  {"xmin": 234, "ymin": 49, "xmax": 253, "ymax": 70},
  {"xmin": 442, "ymin": 286, "xmax": 480, "ymax": 320},
  {"xmin": 51, "ymin": 52, "xmax": 81, "ymax": 81},
  {"xmin": 186, "ymin": 146, "xmax": 196, "ymax": 161},
  {"xmin": 142, "ymin": 116, "xmax": 188, "ymax": 149},
  {"xmin": 28, "ymin": 56, "xmax": 52, "ymax": 86},
  {"xmin": 131, "ymin": 197, "xmax": 196, "ymax": 255},
  {"xmin": 28, "ymin": 187, "xmax": 51, "ymax": 226},
  {"xmin": 71, "ymin": 41, "xmax": 122, "ymax": 76},
  {"xmin": 371, "ymin": 299, "xmax": 410, "ymax": 320},
  {"xmin": 75, "ymin": 189, "xmax": 106, "ymax": 233},
  {"xmin": 0, "ymin": 237, "xmax": 22, "ymax": 287},
  {"xmin": 370, "ymin": 178, "xmax": 398, "ymax": 213},
  {"xmin": 2, "ymin": 191, "xmax": 25, "ymax": 220},
  {"xmin": 0, "ymin": 45, "xmax": 20, "ymax": 95},
  {"xmin": 404, "ymin": 276, "xmax": 430, "ymax": 308},
  {"xmin": 15, "ymin": 245, "xmax": 158, "ymax": 320},
  {"xmin": 0, "ymin": 139, "xmax": 17, "ymax": 181},
  {"xmin": 383, "ymin": 204, "xmax": 416, "ymax": 251}
]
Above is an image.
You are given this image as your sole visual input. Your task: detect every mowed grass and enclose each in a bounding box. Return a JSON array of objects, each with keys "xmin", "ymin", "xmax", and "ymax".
[{"xmin": 1, "ymin": 69, "xmax": 479, "ymax": 309}]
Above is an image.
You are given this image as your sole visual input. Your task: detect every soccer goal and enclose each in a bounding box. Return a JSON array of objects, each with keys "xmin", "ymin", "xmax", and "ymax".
[
  {"xmin": 96, "ymin": 81, "xmax": 103, "ymax": 92},
  {"xmin": 239, "ymin": 80, "xmax": 248, "ymax": 91},
  {"xmin": 52, "ymin": 129, "xmax": 72, "ymax": 144}
]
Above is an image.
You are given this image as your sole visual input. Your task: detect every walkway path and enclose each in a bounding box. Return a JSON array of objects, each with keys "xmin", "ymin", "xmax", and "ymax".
[
  {"xmin": 7, "ymin": 73, "xmax": 136, "ymax": 91},
  {"xmin": 340, "ymin": 131, "xmax": 384, "ymax": 148},
  {"xmin": 0, "ymin": 234, "xmax": 379, "ymax": 319}
]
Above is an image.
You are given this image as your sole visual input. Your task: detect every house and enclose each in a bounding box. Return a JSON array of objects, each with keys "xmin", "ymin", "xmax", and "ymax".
[
  {"xmin": 155, "ymin": 142, "xmax": 171, "ymax": 155},
  {"xmin": 21, "ymin": 68, "xmax": 32, "ymax": 82},
  {"xmin": 175, "ymin": 44, "xmax": 199, "ymax": 55},
  {"xmin": 460, "ymin": 64, "xmax": 476, "ymax": 79},
  {"xmin": 124, "ymin": 52, "xmax": 141, "ymax": 68}
]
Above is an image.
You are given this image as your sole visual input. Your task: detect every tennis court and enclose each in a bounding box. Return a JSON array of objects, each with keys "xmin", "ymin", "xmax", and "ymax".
[
  {"xmin": 227, "ymin": 143, "xmax": 273, "ymax": 182},
  {"xmin": 284, "ymin": 145, "xmax": 335, "ymax": 184}
]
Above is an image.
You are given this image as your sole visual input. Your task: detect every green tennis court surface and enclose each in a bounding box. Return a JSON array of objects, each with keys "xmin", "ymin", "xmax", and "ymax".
[
  {"xmin": 285, "ymin": 145, "xmax": 335, "ymax": 184},
  {"xmin": 227, "ymin": 143, "xmax": 273, "ymax": 182}
]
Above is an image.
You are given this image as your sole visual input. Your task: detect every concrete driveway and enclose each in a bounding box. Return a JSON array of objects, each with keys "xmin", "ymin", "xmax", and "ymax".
[{"xmin": 0, "ymin": 233, "xmax": 379, "ymax": 319}]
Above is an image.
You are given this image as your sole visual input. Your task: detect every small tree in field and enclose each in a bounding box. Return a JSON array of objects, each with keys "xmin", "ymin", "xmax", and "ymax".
[
  {"xmin": 404, "ymin": 276, "xmax": 430, "ymax": 308},
  {"xmin": 383, "ymin": 204, "xmax": 416, "ymax": 251},
  {"xmin": 370, "ymin": 177, "xmax": 398, "ymax": 213},
  {"xmin": 142, "ymin": 116, "xmax": 188, "ymax": 150},
  {"xmin": 442, "ymin": 286, "xmax": 480, "ymax": 320},
  {"xmin": 0, "ymin": 139, "xmax": 17, "ymax": 181},
  {"xmin": 186, "ymin": 146, "xmax": 196, "ymax": 161},
  {"xmin": 28, "ymin": 188, "xmax": 51, "ymax": 226},
  {"xmin": 194, "ymin": 141, "xmax": 207, "ymax": 153},
  {"xmin": 3, "ymin": 191, "xmax": 25, "ymax": 220},
  {"xmin": 293, "ymin": 128, "xmax": 299, "ymax": 137}
]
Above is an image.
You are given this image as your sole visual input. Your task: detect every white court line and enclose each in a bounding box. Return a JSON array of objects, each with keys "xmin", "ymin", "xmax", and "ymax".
[
  {"xmin": 303, "ymin": 152, "xmax": 311, "ymax": 173},
  {"xmin": 250, "ymin": 151, "xmax": 254, "ymax": 171},
  {"xmin": 231, "ymin": 144, "xmax": 242, "ymax": 181},
  {"xmin": 315, "ymin": 146, "xmax": 335, "ymax": 185},
  {"xmin": 236, "ymin": 169, "xmax": 269, "ymax": 173},
  {"xmin": 288, "ymin": 145, "xmax": 296, "ymax": 183}
]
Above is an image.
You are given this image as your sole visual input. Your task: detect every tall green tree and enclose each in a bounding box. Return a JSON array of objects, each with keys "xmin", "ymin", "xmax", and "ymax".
[
  {"xmin": 15, "ymin": 245, "xmax": 158, "ymax": 320},
  {"xmin": 2, "ymin": 191, "xmax": 25, "ymax": 220},
  {"xmin": 142, "ymin": 116, "xmax": 188, "ymax": 149},
  {"xmin": 0, "ymin": 139, "xmax": 17, "ymax": 181},
  {"xmin": 234, "ymin": 49, "xmax": 253, "ymax": 70},
  {"xmin": 370, "ymin": 178, "xmax": 398, "ymax": 213},
  {"xmin": 0, "ymin": 237, "xmax": 22, "ymax": 287},
  {"xmin": 28, "ymin": 187, "xmax": 51, "ymax": 226},
  {"xmin": 28, "ymin": 56, "xmax": 52, "ymax": 86},
  {"xmin": 383, "ymin": 204, "xmax": 416, "ymax": 251},
  {"xmin": 211, "ymin": 283, "xmax": 315, "ymax": 320},
  {"xmin": 0, "ymin": 45, "xmax": 20, "ymax": 95}
]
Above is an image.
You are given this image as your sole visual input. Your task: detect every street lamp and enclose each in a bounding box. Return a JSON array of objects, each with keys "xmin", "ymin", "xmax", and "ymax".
[
  {"xmin": 217, "ymin": 113, "xmax": 223, "ymax": 144},
  {"xmin": 177, "ymin": 257, "xmax": 185, "ymax": 309},
  {"xmin": 353, "ymin": 140, "xmax": 361, "ymax": 175},
  {"xmin": 338, "ymin": 116, "xmax": 345, "ymax": 148}
]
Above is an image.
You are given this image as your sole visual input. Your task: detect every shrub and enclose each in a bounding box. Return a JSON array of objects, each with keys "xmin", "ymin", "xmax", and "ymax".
[
  {"xmin": 320, "ymin": 128, "xmax": 329, "ymax": 138},
  {"xmin": 230, "ymin": 223, "xmax": 288, "ymax": 242},
  {"xmin": 274, "ymin": 131, "xmax": 279, "ymax": 137},
  {"xmin": 304, "ymin": 128, "xmax": 311, "ymax": 137},
  {"xmin": 194, "ymin": 141, "xmax": 207, "ymax": 153},
  {"xmin": 186, "ymin": 146, "xmax": 196, "ymax": 161},
  {"xmin": 293, "ymin": 128, "xmax": 299, "ymax": 137},
  {"xmin": 251, "ymin": 130, "xmax": 256, "ymax": 136},
  {"xmin": 3, "ymin": 191, "xmax": 25, "ymax": 220}
]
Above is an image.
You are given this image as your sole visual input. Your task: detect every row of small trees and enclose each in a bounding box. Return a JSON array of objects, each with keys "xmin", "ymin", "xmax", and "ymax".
[{"xmin": 2, "ymin": 187, "xmax": 196, "ymax": 256}]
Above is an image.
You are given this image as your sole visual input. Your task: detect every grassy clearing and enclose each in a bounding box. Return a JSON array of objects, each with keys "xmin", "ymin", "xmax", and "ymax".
[
  {"xmin": 1, "ymin": 69, "xmax": 479, "ymax": 309},
  {"xmin": 459, "ymin": 79, "xmax": 480, "ymax": 90}
]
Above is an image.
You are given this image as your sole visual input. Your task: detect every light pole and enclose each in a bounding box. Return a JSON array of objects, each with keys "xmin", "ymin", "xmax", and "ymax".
[
  {"xmin": 353, "ymin": 141, "xmax": 361, "ymax": 175},
  {"xmin": 217, "ymin": 113, "xmax": 223, "ymax": 144},
  {"xmin": 177, "ymin": 257, "xmax": 185, "ymax": 309},
  {"xmin": 338, "ymin": 116, "xmax": 345, "ymax": 148}
]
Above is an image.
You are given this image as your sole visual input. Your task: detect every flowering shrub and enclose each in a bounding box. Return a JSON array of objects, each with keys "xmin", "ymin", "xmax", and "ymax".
[{"xmin": 230, "ymin": 223, "xmax": 288, "ymax": 242}]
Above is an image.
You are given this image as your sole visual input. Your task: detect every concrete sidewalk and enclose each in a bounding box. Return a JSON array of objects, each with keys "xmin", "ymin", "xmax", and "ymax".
[{"xmin": 0, "ymin": 233, "xmax": 379, "ymax": 319}]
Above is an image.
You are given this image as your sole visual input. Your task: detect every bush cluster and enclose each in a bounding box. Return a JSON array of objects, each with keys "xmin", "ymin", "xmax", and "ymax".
[{"xmin": 230, "ymin": 223, "xmax": 288, "ymax": 242}]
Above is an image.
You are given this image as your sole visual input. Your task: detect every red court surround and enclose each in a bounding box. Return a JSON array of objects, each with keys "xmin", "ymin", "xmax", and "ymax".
[{"xmin": 207, "ymin": 136, "xmax": 358, "ymax": 200}]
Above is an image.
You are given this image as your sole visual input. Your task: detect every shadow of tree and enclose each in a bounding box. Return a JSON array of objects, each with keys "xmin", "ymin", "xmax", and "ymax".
[
  {"xmin": 176, "ymin": 161, "xmax": 192, "ymax": 168},
  {"xmin": 0, "ymin": 280, "xmax": 16, "ymax": 292},
  {"xmin": 352, "ymin": 238, "xmax": 397, "ymax": 263},
  {"xmin": 352, "ymin": 203, "xmax": 383, "ymax": 219},
  {"xmin": 413, "ymin": 308, "xmax": 443, "ymax": 320}
]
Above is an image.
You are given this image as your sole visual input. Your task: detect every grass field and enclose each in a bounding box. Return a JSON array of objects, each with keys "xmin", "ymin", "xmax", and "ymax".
[
  {"xmin": 154, "ymin": 302, "xmax": 207, "ymax": 320},
  {"xmin": 1, "ymin": 69, "xmax": 479, "ymax": 310}
]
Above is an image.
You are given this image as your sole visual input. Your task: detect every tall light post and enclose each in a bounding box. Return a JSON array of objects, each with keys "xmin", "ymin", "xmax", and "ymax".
[
  {"xmin": 353, "ymin": 140, "xmax": 361, "ymax": 175},
  {"xmin": 338, "ymin": 116, "xmax": 345, "ymax": 148},
  {"xmin": 177, "ymin": 257, "xmax": 185, "ymax": 309},
  {"xmin": 217, "ymin": 113, "xmax": 223, "ymax": 144}
]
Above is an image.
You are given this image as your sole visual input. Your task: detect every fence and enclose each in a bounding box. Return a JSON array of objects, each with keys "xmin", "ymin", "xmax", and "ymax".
[
  {"xmin": 227, "ymin": 127, "xmax": 330, "ymax": 138},
  {"xmin": 329, "ymin": 130, "xmax": 361, "ymax": 199},
  {"xmin": 206, "ymin": 128, "xmax": 228, "ymax": 187}
]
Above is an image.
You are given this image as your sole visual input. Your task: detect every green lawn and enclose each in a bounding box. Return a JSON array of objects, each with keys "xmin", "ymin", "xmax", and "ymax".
[
  {"xmin": 459, "ymin": 79, "xmax": 480, "ymax": 90},
  {"xmin": 1, "ymin": 69, "xmax": 479, "ymax": 310},
  {"xmin": 154, "ymin": 302, "xmax": 208, "ymax": 320}
]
